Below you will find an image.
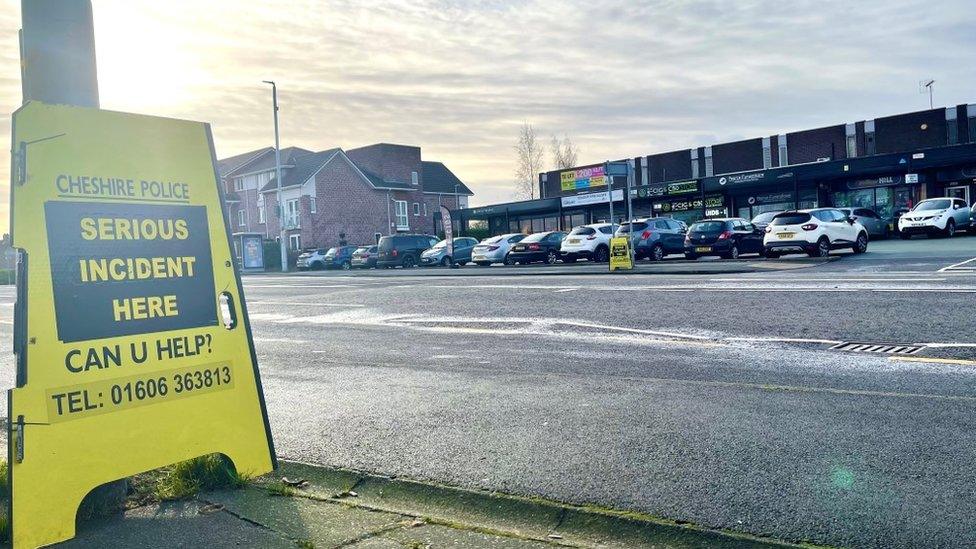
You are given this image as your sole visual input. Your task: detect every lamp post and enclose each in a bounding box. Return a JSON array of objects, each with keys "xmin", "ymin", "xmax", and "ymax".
[{"xmin": 262, "ymin": 80, "xmax": 288, "ymax": 272}]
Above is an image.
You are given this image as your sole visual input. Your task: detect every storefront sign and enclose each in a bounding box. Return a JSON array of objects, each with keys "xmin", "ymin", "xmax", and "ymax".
[
  {"xmin": 846, "ymin": 174, "xmax": 920, "ymax": 190},
  {"xmin": 560, "ymin": 165, "xmax": 607, "ymax": 191},
  {"xmin": 718, "ymin": 172, "xmax": 765, "ymax": 186},
  {"xmin": 632, "ymin": 180, "xmax": 698, "ymax": 199},
  {"xmin": 653, "ymin": 195, "xmax": 723, "ymax": 213},
  {"xmin": 561, "ymin": 189, "xmax": 624, "ymax": 208},
  {"xmin": 8, "ymin": 102, "xmax": 275, "ymax": 548}
]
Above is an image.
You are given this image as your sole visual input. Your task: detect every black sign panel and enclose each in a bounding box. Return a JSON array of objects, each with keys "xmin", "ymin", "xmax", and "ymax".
[{"xmin": 45, "ymin": 201, "xmax": 217, "ymax": 342}]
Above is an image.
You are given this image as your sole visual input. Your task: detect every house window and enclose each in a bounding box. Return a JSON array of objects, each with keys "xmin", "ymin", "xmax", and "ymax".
[
  {"xmin": 845, "ymin": 123, "xmax": 857, "ymax": 158},
  {"xmin": 413, "ymin": 202, "xmax": 420, "ymax": 216},
  {"xmin": 394, "ymin": 200, "xmax": 409, "ymax": 230},
  {"xmin": 423, "ymin": 203, "xmax": 427, "ymax": 216},
  {"xmin": 288, "ymin": 234, "xmax": 301, "ymax": 251},
  {"xmin": 762, "ymin": 137, "xmax": 772, "ymax": 169},
  {"xmin": 234, "ymin": 177, "xmax": 244, "ymax": 192},
  {"xmin": 777, "ymin": 134, "xmax": 788, "ymax": 166},
  {"xmin": 237, "ymin": 209, "xmax": 246, "ymax": 227},
  {"xmin": 284, "ymin": 199, "xmax": 300, "ymax": 228},
  {"xmin": 411, "ymin": 171, "xmax": 419, "ymax": 186},
  {"xmin": 310, "ymin": 197, "xmax": 317, "ymax": 214}
]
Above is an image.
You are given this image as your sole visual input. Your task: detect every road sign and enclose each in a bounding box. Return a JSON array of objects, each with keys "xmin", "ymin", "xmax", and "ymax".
[
  {"xmin": 7, "ymin": 102, "xmax": 275, "ymax": 548},
  {"xmin": 609, "ymin": 237, "xmax": 633, "ymax": 272}
]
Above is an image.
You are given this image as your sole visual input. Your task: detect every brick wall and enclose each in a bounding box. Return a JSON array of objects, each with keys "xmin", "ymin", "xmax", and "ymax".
[
  {"xmin": 875, "ymin": 108, "xmax": 947, "ymax": 153},
  {"xmin": 787, "ymin": 125, "xmax": 846, "ymax": 164},
  {"xmin": 346, "ymin": 143, "xmax": 423, "ymax": 187}
]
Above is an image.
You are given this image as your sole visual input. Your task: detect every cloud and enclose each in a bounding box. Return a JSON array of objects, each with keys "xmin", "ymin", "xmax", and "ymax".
[{"xmin": 0, "ymin": 0, "xmax": 974, "ymax": 224}]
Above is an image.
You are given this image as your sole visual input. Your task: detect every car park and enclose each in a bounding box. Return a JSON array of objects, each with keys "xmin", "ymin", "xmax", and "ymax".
[
  {"xmin": 351, "ymin": 245, "xmax": 378, "ymax": 269},
  {"xmin": 684, "ymin": 218, "xmax": 765, "ymax": 260},
  {"xmin": 472, "ymin": 233, "xmax": 525, "ymax": 266},
  {"xmin": 560, "ymin": 223, "xmax": 616, "ymax": 262},
  {"xmin": 897, "ymin": 198, "xmax": 971, "ymax": 238},
  {"xmin": 764, "ymin": 208, "xmax": 868, "ymax": 257},
  {"xmin": 296, "ymin": 248, "xmax": 328, "ymax": 270},
  {"xmin": 508, "ymin": 231, "xmax": 567, "ymax": 264},
  {"xmin": 616, "ymin": 218, "xmax": 686, "ymax": 261},
  {"xmin": 421, "ymin": 237, "xmax": 479, "ymax": 266},
  {"xmin": 376, "ymin": 234, "xmax": 439, "ymax": 268},
  {"xmin": 750, "ymin": 211, "xmax": 784, "ymax": 232},
  {"xmin": 838, "ymin": 207, "xmax": 889, "ymax": 239},
  {"xmin": 323, "ymin": 245, "xmax": 358, "ymax": 270}
]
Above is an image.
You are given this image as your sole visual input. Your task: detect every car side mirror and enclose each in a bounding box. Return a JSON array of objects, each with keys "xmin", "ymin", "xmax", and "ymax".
[{"xmin": 848, "ymin": 217, "xmax": 856, "ymax": 224}]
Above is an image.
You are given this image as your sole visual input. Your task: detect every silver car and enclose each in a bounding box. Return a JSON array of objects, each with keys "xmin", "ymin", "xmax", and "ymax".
[
  {"xmin": 471, "ymin": 233, "xmax": 526, "ymax": 266},
  {"xmin": 838, "ymin": 207, "xmax": 889, "ymax": 239}
]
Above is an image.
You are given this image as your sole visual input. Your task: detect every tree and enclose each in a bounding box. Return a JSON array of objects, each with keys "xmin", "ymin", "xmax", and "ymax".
[
  {"xmin": 513, "ymin": 123, "xmax": 544, "ymax": 200},
  {"xmin": 549, "ymin": 134, "xmax": 579, "ymax": 170}
]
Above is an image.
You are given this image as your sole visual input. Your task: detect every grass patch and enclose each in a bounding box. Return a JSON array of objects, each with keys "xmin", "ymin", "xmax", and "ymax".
[
  {"xmin": 266, "ymin": 483, "xmax": 298, "ymax": 498},
  {"xmin": 295, "ymin": 540, "xmax": 315, "ymax": 549},
  {"xmin": 154, "ymin": 454, "xmax": 249, "ymax": 501}
]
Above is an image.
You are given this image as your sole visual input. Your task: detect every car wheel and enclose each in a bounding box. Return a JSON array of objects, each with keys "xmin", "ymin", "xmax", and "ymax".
[
  {"xmin": 503, "ymin": 254, "xmax": 515, "ymax": 266},
  {"xmin": 853, "ymin": 232, "xmax": 868, "ymax": 254},
  {"xmin": 545, "ymin": 250, "xmax": 559, "ymax": 264},
  {"xmin": 722, "ymin": 244, "xmax": 739, "ymax": 260},
  {"xmin": 651, "ymin": 244, "xmax": 665, "ymax": 261},
  {"xmin": 944, "ymin": 219, "xmax": 956, "ymax": 238},
  {"xmin": 440, "ymin": 256, "xmax": 451, "ymax": 267},
  {"xmin": 684, "ymin": 253, "xmax": 699, "ymax": 260},
  {"xmin": 593, "ymin": 245, "xmax": 609, "ymax": 263},
  {"xmin": 401, "ymin": 255, "xmax": 416, "ymax": 268},
  {"xmin": 340, "ymin": 261, "xmax": 351, "ymax": 270},
  {"xmin": 899, "ymin": 231, "xmax": 911, "ymax": 240},
  {"xmin": 311, "ymin": 262, "xmax": 324, "ymax": 271},
  {"xmin": 809, "ymin": 237, "xmax": 830, "ymax": 257}
]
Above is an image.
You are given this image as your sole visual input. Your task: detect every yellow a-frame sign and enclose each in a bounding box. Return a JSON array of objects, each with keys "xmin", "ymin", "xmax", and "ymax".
[{"xmin": 7, "ymin": 102, "xmax": 275, "ymax": 548}]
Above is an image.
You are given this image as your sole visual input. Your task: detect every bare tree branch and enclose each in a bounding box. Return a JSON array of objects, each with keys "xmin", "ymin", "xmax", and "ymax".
[{"xmin": 513, "ymin": 122, "xmax": 544, "ymax": 200}]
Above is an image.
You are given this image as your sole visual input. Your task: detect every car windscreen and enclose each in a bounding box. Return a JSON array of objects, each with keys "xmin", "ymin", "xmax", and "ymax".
[
  {"xmin": 324, "ymin": 247, "xmax": 338, "ymax": 257},
  {"xmin": 690, "ymin": 221, "xmax": 726, "ymax": 232},
  {"xmin": 752, "ymin": 212, "xmax": 779, "ymax": 225},
  {"xmin": 521, "ymin": 232, "xmax": 547, "ymax": 243},
  {"xmin": 770, "ymin": 213, "xmax": 812, "ymax": 226},
  {"xmin": 617, "ymin": 222, "xmax": 648, "ymax": 233},
  {"xmin": 377, "ymin": 237, "xmax": 396, "ymax": 251},
  {"xmin": 914, "ymin": 199, "xmax": 951, "ymax": 211},
  {"xmin": 431, "ymin": 239, "xmax": 448, "ymax": 249},
  {"xmin": 569, "ymin": 227, "xmax": 596, "ymax": 236}
]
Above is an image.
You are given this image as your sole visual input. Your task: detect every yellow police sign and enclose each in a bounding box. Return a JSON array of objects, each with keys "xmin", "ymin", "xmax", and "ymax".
[
  {"xmin": 7, "ymin": 102, "xmax": 275, "ymax": 548},
  {"xmin": 608, "ymin": 236, "xmax": 633, "ymax": 271}
]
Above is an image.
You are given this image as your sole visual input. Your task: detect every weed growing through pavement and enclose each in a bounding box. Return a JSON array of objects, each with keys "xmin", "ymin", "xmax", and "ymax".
[{"xmin": 154, "ymin": 454, "xmax": 249, "ymax": 500}]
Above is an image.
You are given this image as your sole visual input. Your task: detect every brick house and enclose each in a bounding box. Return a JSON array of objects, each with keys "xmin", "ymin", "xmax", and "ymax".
[{"xmin": 217, "ymin": 143, "xmax": 473, "ymax": 251}]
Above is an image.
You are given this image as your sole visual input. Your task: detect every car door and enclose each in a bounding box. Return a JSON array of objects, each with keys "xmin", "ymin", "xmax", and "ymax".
[
  {"xmin": 740, "ymin": 221, "xmax": 762, "ymax": 253},
  {"xmin": 953, "ymin": 199, "xmax": 969, "ymax": 226},
  {"xmin": 665, "ymin": 219, "xmax": 685, "ymax": 252},
  {"xmin": 546, "ymin": 232, "xmax": 564, "ymax": 252},
  {"xmin": 457, "ymin": 238, "xmax": 476, "ymax": 261},
  {"xmin": 832, "ymin": 209, "xmax": 856, "ymax": 243}
]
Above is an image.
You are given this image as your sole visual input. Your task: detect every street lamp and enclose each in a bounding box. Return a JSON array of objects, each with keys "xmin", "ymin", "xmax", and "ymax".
[{"xmin": 262, "ymin": 80, "xmax": 288, "ymax": 273}]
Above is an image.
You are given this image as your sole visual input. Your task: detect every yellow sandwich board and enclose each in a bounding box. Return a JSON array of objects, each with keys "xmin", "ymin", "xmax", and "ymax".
[
  {"xmin": 7, "ymin": 102, "xmax": 275, "ymax": 548},
  {"xmin": 608, "ymin": 236, "xmax": 633, "ymax": 272}
]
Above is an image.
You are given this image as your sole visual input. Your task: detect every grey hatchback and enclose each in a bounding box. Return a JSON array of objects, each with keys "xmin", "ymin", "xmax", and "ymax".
[
  {"xmin": 615, "ymin": 217, "xmax": 687, "ymax": 261},
  {"xmin": 838, "ymin": 207, "xmax": 889, "ymax": 239}
]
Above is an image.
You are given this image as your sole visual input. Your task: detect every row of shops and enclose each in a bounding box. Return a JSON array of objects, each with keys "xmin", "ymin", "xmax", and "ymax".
[{"xmin": 462, "ymin": 143, "xmax": 976, "ymax": 234}]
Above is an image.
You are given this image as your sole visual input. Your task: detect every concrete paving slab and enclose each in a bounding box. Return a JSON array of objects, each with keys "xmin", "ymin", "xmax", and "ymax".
[{"xmin": 382, "ymin": 522, "xmax": 551, "ymax": 548}]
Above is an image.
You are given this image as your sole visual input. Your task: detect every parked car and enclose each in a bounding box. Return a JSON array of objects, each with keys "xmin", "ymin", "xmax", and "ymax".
[
  {"xmin": 376, "ymin": 234, "xmax": 439, "ymax": 268},
  {"xmin": 351, "ymin": 245, "xmax": 378, "ymax": 269},
  {"xmin": 616, "ymin": 218, "xmax": 686, "ymax": 261},
  {"xmin": 560, "ymin": 223, "xmax": 616, "ymax": 262},
  {"xmin": 897, "ymin": 197, "xmax": 972, "ymax": 238},
  {"xmin": 971, "ymin": 202, "xmax": 976, "ymax": 234},
  {"xmin": 472, "ymin": 233, "xmax": 525, "ymax": 266},
  {"xmin": 838, "ymin": 207, "xmax": 889, "ymax": 239},
  {"xmin": 750, "ymin": 210, "xmax": 784, "ymax": 232},
  {"xmin": 763, "ymin": 208, "xmax": 868, "ymax": 257},
  {"xmin": 420, "ymin": 237, "xmax": 479, "ymax": 266},
  {"xmin": 323, "ymin": 245, "xmax": 358, "ymax": 270},
  {"xmin": 508, "ymin": 231, "xmax": 567, "ymax": 264},
  {"xmin": 296, "ymin": 248, "xmax": 328, "ymax": 270},
  {"xmin": 684, "ymin": 218, "xmax": 766, "ymax": 260},
  {"xmin": 892, "ymin": 207, "xmax": 911, "ymax": 236}
]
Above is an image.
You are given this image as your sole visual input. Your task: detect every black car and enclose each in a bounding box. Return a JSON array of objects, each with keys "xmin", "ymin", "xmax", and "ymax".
[
  {"xmin": 323, "ymin": 245, "xmax": 358, "ymax": 270},
  {"xmin": 508, "ymin": 231, "xmax": 567, "ymax": 265},
  {"xmin": 376, "ymin": 234, "xmax": 439, "ymax": 268},
  {"xmin": 684, "ymin": 218, "xmax": 765, "ymax": 260}
]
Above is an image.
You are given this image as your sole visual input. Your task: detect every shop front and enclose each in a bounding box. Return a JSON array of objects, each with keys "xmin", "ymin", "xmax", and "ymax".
[
  {"xmin": 630, "ymin": 179, "xmax": 724, "ymax": 225},
  {"xmin": 830, "ymin": 174, "xmax": 922, "ymax": 223},
  {"xmin": 703, "ymin": 168, "xmax": 818, "ymax": 221}
]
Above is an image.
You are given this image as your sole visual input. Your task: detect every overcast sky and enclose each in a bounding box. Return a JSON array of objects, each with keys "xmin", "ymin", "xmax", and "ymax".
[{"xmin": 1, "ymin": 0, "xmax": 975, "ymax": 230}]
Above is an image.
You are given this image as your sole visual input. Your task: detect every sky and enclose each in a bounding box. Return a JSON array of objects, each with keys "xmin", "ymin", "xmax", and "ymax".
[{"xmin": 1, "ymin": 0, "xmax": 975, "ymax": 231}]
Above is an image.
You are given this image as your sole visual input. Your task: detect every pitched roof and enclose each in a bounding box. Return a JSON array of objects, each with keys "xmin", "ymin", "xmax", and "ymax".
[
  {"xmin": 358, "ymin": 167, "xmax": 415, "ymax": 190},
  {"xmin": 218, "ymin": 146, "xmax": 313, "ymax": 178},
  {"xmin": 260, "ymin": 148, "xmax": 341, "ymax": 192},
  {"xmin": 422, "ymin": 161, "xmax": 472, "ymax": 195},
  {"xmin": 217, "ymin": 147, "xmax": 271, "ymax": 177}
]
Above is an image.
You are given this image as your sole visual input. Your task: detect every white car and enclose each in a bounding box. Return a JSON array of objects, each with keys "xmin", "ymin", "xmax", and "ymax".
[
  {"xmin": 471, "ymin": 233, "xmax": 525, "ymax": 266},
  {"xmin": 560, "ymin": 223, "xmax": 617, "ymax": 262},
  {"xmin": 295, "ymin": 248, "xmax": 328, "ymax": 270},
  {"xmin": 763, "ymin": 208, "xmax": 868, "ymax": 258},
  {"xmin": 897, "ymin": 197, "xmax": 972, "ymax": 239}
]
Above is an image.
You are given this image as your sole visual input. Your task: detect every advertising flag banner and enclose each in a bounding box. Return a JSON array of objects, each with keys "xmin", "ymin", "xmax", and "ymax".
[{"xmin": 440, "ymin": 205, "xmax": 454, "ymax": 259}]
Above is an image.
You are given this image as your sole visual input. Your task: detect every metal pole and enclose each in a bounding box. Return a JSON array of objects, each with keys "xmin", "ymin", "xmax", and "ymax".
[
  {"xmin": 21, "ymin": 0, "xmax": 99, "ymax": 108},
  {"xmin": 627, "ymin": 158, "xmax": 634, "ymax": 265},
  {"xmin": 263, "ymin": 80, "xmax": 288, "ymax": 272},
  {"xmin": 605, "ymin": 161, "xmax": 613, "ymax": 225}
]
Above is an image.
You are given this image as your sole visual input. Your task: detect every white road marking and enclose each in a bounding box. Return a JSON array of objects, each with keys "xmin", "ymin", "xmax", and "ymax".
[
  {"xmin": 725, "ymin": 336, "xmax": 844, "ymax": 345},
  {"xmin": 252, "ymin": 337, "xmax": 311, "ymax": 344},
  {"xmin": 243, "ymin": 284, "xmax": 363, "ymax": 289},
  {"xmin": 554, "ymin": 288, "xmax": 578, "ymax": 293},
  {"xmin": 939, "ymin": 257, "xmax": 976, "ymax": 273},
  {"xmin": 426, "ymin": 284, "xmax": 976, "ymax": 293},
  {"xmin": 248, "ymin": 301, "xmax": 365, "ymax": 307}
]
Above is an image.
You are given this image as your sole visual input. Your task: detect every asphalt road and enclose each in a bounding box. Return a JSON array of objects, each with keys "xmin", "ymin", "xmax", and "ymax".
[{"xmin": 1, "ymin": 236, "xmax": 975, "ymax": 547}]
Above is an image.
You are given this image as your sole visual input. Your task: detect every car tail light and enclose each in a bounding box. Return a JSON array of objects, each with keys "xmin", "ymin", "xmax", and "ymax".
[
  {"xmin": 487, "ymin": 245, "xmax": 499, "ymax": 251},
  {"xmin": 764, "ymin": 226, "xmax": 772, "ymax": 233},
  {"xmin": 641, "ymin": 230, "xmax": 652, "ymax": 239},
  {"xmin": 529, "ymin": 243, "xmax": 540, "ymax": 250},
  {"xmin": 391, "ymin": 248, "xmax": 398, "ymax": 257},
  {"xmin": 718, "ymin": 230, "xmax": 733, "ymax": 240},
  {"xmin": 801, "ymin": 224, "xmax": 818, "ymax": 231}
]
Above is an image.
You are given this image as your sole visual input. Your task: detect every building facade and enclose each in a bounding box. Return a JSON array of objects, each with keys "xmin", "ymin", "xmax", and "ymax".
[
  {"xmin": 461, "ymin": 104, "xmax": 976, "ymax": 234},
  {"xmin": 217, "ymin": 143, "xmax": 472, "ymax": 253}
]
